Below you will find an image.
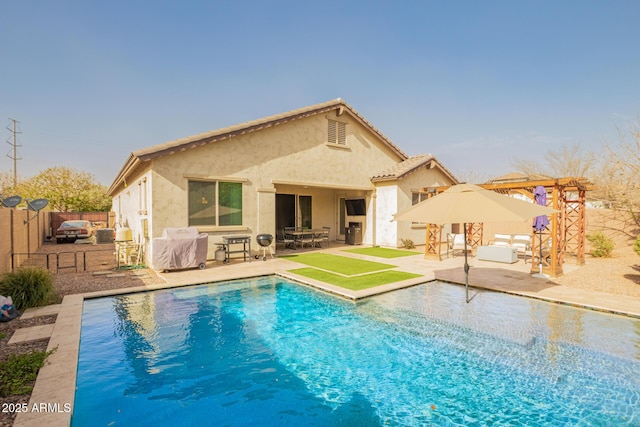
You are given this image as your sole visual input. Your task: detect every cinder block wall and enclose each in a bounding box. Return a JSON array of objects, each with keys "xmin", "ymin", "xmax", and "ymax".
[{"xmin": 0, "ymin": 209, "xmax": 50, "ymax": 274}]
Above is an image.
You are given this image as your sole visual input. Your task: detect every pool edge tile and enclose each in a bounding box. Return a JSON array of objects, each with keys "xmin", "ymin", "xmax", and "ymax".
[{"xmin": 13, "ymin": 295, "xmax": 82, "ymax": 427}]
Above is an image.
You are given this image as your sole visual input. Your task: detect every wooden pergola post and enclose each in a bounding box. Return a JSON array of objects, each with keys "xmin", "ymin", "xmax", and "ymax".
[{"xmin": 424, "ymin": 223, "xmax": 442, "ymax": 260}]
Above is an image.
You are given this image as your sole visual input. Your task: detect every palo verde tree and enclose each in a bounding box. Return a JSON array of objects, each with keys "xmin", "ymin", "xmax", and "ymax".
[{"xmin": 16, "ymin": 166, "xmax": 111, "ymax": 212}]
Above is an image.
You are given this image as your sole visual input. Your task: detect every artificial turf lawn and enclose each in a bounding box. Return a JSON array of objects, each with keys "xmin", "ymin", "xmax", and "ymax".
[
  {"xmin": 280, "ymin": 253, "xmax": 394, "ymax": 275},
  {"xmin": 342, "ymin": 247, "xmax": 422, "ymax": 258},
  {"xmin": 288, "ymin": 268, "xmax": 422, "ymax": 290}
]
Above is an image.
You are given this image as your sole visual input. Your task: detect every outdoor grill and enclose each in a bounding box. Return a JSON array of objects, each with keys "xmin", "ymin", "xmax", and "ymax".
[
  {"xmin": 151, "ymin": 227, "xmax": 208, "ymax": 271},
  {"xmin": 256, "ymin": 233, "xmax": 274, "ymax": 261}
]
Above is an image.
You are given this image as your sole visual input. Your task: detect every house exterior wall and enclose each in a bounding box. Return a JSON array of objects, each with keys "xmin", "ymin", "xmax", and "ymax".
[
  {"xmin": 111, "ymin": 167, "xmax": 152, "ymax": 245},
  {"xmin": 113, "ymin": 111, "xmax": 404, "ymax": 262},
  {"xmin": 376, "ymin": 166, "xmax": 457, "ymax": 248},
  {"xmin": 398, "ymin": 167, "xmax": 457, "ymax": 246},
  {"xmin": 110, "ymin": 105, "xmax": 461, "ymax": 263},
  {"xmin": 373, "ymin": 183, "xmax": 398, "ymax": 247}
]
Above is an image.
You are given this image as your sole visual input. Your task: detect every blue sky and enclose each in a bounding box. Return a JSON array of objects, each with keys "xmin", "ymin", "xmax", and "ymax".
[{"xmin": 1, "ymin": 0, "xmax": 639, "ymax": 186}]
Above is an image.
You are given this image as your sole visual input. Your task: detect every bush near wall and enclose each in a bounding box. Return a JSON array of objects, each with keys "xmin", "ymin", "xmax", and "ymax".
[
  {"xmin": 586, "ymin": 231, "xmax": 615, "ymax": 258},
  {"xmin": 0, "ymin": 268, "xmax": 57, "ymax": 311}
]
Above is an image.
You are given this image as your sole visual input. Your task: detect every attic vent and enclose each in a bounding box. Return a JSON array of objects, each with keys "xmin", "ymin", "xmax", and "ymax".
[{"xmin": 328, "ymin": 119, "xmax": 347, "ymax": 145}]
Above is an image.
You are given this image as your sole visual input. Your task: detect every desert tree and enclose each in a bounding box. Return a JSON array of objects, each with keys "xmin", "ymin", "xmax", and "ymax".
[
  {"xmin": 16, "ymin": 166, "xmax": 111, "ymax": 212},
  {"xmin": 598, "ymin": 119, "xmax": 640, "ymax": 224},
  {"xmin": 0, "ymin": 171, "xmax": 18, "ymax": 197},
  {"xmin": 511, "ymin": 142, "xmax": 597, "ymax": 180}
]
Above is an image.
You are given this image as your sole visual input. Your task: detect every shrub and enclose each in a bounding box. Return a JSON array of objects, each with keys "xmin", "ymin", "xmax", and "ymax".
[
  {"xmin": 634, "ymin": 235, "xmax": 640, "ymax": 256},
  {"xmin": 400, "ymin": 238, "xmax": 415, "ymax": 249},
  {"xmin": 0, "ymin": 349, "xmax": 54, "ymax": 397},
  {"xmin": 586, "ymin": 231, "xmax": 615, "ymax": 258},
  {"xmin": 0, "ymin": 268, "xmax": 56, "ymax": 311}
]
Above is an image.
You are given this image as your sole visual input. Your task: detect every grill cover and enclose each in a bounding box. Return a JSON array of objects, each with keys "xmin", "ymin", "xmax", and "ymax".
[{"xmin": 152, "ymin": 227, "xmax": 208, "ymax": 271}]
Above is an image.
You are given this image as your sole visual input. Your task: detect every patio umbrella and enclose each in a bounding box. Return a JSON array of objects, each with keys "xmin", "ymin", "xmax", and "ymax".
[
  {"xmin": 532, "ymin": 185, "xmax": 550, "ymax": 278},
  {"xmin": 392, "ymin": 183, "xmax": 556, "ymax": 303}
]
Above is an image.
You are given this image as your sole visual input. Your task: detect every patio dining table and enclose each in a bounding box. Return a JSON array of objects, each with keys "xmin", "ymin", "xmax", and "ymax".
[{"xmin": 284, "ymin": 228, "xmax": 328, "ymax": 249}]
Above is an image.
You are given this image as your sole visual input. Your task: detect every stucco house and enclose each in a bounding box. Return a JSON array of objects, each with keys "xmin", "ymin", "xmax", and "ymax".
[{"xmin": 107, "ymin": 99, "xmax": 457, "ymax": 266}]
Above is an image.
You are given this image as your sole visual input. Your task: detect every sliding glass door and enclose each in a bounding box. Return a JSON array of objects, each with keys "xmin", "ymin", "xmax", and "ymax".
[{"xmin": 276, "ymin": 194, "xmax": 312, "ymax": 231}]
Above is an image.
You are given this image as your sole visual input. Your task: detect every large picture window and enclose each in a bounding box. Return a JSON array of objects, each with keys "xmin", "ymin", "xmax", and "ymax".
[{"xmin": 188, "ymin": 180, "xmax": 242, "ymax": 227}]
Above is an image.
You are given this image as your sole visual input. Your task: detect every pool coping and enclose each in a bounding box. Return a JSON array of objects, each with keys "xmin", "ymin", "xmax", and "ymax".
[{"xmin": 13, "ymin": 254, "xmax": 640, "ymax": 426}]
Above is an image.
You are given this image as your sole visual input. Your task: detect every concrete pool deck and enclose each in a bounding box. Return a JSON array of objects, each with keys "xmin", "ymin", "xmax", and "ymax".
[{"xmin": 13, "ymin": 247, "xmax": 640, "ymax": 426}]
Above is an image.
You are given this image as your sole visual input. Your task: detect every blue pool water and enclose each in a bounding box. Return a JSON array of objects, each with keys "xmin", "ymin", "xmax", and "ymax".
[{"xmin": 73, "ymin": 277, "xmax": 640, "ymax": 426}]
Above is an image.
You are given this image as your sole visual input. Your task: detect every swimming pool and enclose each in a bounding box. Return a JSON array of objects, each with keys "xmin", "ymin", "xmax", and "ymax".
[{"xmin": 73, "ymin": 276, "xmax": 640, "ymax": 426}]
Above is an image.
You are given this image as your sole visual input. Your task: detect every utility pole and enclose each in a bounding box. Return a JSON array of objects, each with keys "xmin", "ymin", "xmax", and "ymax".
[{"xmin": 6, "ymin": 118, "xmax": 21, "ymax": 187}]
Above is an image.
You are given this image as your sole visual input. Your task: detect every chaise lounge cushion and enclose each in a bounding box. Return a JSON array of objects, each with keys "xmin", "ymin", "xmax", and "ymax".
[{"xmin": 492, "ymin": 233, "xmax": 512, "ymax": 246}]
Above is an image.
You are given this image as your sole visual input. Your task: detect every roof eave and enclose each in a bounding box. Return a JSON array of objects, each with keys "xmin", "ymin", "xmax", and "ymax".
[
  {"xmin": 107, "ymin": 154, "xmax": 141, "ymax": 196},
  {"xmin": 134, "ymin": 99, "xmax": 408, "ymax": 163},
  {"xmin": 108, "ymin": 99, "xmax": 409, "ymax": 194}
]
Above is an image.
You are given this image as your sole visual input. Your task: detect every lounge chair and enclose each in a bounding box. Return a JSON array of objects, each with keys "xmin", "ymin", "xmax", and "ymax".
[
  {"xmin": 512, "ymin": 234, "xmax": 532, "ymax": 263},
  {"xmin": 447, "ymin": 233, "xmax": 467, "ymax": 257},
  {"xmin": 490, "ymin": 233, "xmax": 512, "ymax": 247}
]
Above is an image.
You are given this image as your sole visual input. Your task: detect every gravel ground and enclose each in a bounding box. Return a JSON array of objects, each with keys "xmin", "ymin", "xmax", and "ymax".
[
  {"xmin": 555, "ymin": 250, "xmax": 640, "ymax": 297},
  {"xmin": 1, "ymin": 222, "xmax": 639, "ymax": 426}
]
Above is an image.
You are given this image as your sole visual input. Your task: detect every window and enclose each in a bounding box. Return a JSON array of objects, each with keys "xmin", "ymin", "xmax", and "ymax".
[
  {"xmin": 411, "ymin": 192, "xmax": 428, "ymax": 226},
  {"xmin": 412, "ymin": 192, "xmax": 428, "ymax": 205},
  {"xmin": 328, "ymin": 119, "xmax": 346, "ymax": 145},
  {"xmin": 138, "ymin": 178, "xmax": 148, "ymax": 215},
  {"xmin": 188, "ymin": 180, "xmax": 242, "ymax": 227}
]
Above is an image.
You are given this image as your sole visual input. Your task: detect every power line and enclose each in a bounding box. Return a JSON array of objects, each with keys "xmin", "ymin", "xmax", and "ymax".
[{"xmin": 6, "ymin": 118, "xmax": 22, "ymax": 187}]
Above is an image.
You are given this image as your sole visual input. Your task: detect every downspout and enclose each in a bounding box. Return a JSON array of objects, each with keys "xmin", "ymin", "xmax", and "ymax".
[{"xmin": 371, "ymin": 190, "xmax": 377, "ymax": 246}]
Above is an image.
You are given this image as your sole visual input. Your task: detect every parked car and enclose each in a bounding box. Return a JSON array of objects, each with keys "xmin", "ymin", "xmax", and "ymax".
[{"xmin": 55, "ymin": 220, "xmax": 96, "ymax": 243}]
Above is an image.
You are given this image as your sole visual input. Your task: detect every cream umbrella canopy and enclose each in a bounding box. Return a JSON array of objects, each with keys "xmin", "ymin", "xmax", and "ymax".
[{"xmin": 392, "ymin": 183, "xmax": 557, "ymax": 302}]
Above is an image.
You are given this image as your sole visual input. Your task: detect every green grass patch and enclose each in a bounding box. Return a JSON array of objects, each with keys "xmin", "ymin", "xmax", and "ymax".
[
  {"xmin": 343, "ymin": 247, "xmax": 421, "ymax": 259},
  {"xmin": 0, "ymin": 349, "xmax": 54, "ymax": 397},
  {"xmin": 289, "ymin": 268, "xmax": 422, "ymax": 291},
  {"xmin": 281, "ymin": 253, "xmax": 395, "ymax": 275}
]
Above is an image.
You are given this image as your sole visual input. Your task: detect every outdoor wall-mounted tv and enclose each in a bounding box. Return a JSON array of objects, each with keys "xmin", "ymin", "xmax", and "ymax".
[{"xmin": 345, "ymin": 199, "xmax": 366, "ymax": 216}]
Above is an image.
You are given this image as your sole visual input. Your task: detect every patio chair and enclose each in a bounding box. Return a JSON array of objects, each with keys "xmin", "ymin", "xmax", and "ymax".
[
  {"xmin": 312, "ymin": 229, "xmax": 325, "ymax": 248},
  {"xmin": 489, "ymin": 233, "xmax": 512, "ymax": 247},
  {"xmin": 512, "ymin": 234, "xmax": 532, "ymax": 263},
  {"xmin": 297, "ymin": 228, "xmax": 314, "ymax": 248},
  {"xmin": 277, "ymin": 229, "xmax": 296, "ymax": 249},
  {"xmin": 321, "ymin": 226, "xmax": 330, "ymax": 247},
  {"xmin": 447, "ymin": 233, "xmax": 467, "ymax": 257},
  {"xmin": 284, "ymin": 227, "xmax": 297, "ymax": 249}
]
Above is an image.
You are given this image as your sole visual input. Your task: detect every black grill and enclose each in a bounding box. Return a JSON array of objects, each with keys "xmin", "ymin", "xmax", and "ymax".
[{"xmin": 256, "ymin": 234, "xmax": 273, "ymax": 247}]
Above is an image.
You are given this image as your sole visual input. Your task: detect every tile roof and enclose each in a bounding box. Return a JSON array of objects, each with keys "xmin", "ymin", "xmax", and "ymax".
[
  {"xmin": 108, "ymin": 99, "xmax": 408, "ymax": 195},
  {"xmin": 371, "ymin": 154, "xmax": 435, "ymax": 181},
  {"xmin": 371, "ymin": 154, "xmax": 458, "ymax": 184},
  {"xmin": 132, "ymin": 98, "xmax": 406, "ymax": 161}
]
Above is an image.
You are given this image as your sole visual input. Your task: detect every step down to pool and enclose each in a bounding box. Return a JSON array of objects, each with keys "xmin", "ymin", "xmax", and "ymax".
[
  {"xmin": 20, "ymin": 304, "xmax": 61, "ymax": 319},
  {"xmin": 8, "ymin": 324, "xmax": 55, "ymax": 345}
]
